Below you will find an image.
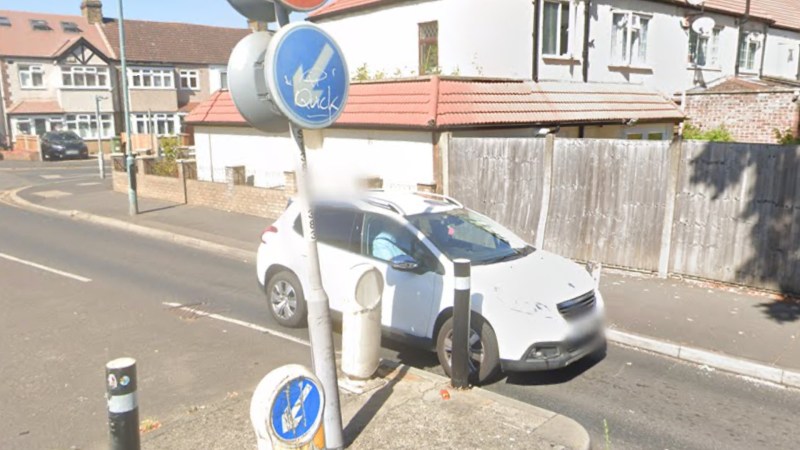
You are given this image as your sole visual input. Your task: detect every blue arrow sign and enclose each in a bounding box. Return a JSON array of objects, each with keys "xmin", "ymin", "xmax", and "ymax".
[
  {"xmin": 267, "ymin": 23, "xmax": 349, "ymax": 129},
  {"xmin": 270, "ymin": 376, "xmax": 323, "ymax": 442}
]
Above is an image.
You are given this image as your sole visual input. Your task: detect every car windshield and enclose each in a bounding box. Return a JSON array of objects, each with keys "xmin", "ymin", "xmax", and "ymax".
[
  {"xmin": 408, "ymin": 208, "xmax": 534, "ymax": 265},
  {"xmin": 45, "ymin": 131, "xmax": 82, "ymax": 142}
]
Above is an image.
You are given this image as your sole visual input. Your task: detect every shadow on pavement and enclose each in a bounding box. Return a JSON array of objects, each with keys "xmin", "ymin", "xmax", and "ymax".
[
  {"xmin": 343, "ymin": 364, "xmax": 410, "ymax": 447},
  {"xmin": 503, "ymin": 347, "xmax": 606, "ymax": 387},
  {"xmin": 139, "ymin": 204, "xmax": 182, "ymax": 215},
  {"xmin": 380, "ymin": 338, "xmax": 440, "ymax": 371},
  {"xmin": 755, "ymin": 298, "xmax": 800, "ymax": 324}
]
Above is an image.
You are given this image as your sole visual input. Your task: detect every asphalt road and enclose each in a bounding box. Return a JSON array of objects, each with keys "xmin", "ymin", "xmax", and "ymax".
[{"xmin": 1, "ymin": 161, "xmax": 798, "ymax": 449}]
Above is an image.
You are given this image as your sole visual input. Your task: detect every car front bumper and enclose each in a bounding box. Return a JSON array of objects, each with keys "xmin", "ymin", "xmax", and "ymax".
[{"xmin": 500, "ymin": 331, "xmax": 606, "ymax": 372}]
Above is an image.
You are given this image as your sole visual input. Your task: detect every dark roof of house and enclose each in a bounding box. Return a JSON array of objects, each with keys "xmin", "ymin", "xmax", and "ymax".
[
  {"xmin": 187, "ymin": 77, "xmax": 684, "ymax": 129},
  {"xmin": 687, "ymin": 76, "xmax": 800, "ymax": 94},
  {"xmin": 101, "ymin": 19, "xmax": 249, "ymax": 65}
]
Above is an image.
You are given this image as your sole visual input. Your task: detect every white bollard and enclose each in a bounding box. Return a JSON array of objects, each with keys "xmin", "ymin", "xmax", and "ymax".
[{"xmin": 342, "ymin": 264, "xmax": 384, "ymax": 380}]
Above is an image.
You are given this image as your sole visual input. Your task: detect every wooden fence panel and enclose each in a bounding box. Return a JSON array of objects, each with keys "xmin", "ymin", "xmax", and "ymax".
[
  {"xmin": 448, "ymin": 138, "xmax": 546, "ymax": 243},
  {"xmin": 543, "ymin": 139, "xmax": 670, "ymax": 270},
  {"xmin": 671, "ymin": 141, "xmax": 800, "ymax": 292}
]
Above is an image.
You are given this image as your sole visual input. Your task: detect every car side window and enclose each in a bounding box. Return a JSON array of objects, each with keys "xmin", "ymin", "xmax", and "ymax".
[
  {"xmin": 293, "ymin": 207, "xmax": 363, "ymax": 254},
  {"xmin": 363, "ymin": 214, "xmax": 442, "ymax": 274}
]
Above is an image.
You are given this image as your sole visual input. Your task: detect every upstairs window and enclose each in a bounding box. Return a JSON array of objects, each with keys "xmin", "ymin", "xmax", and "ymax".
[
  {"xmin": 611, "ymin": 12, "xmax": 650, "ymax": 66},
  {"xmin": 179, "ymin": 70, "xmax": 199, "ymax": 90},
  {"xmin": 419, "ymin": 21, "xmax": 439, "ymax": 75},
  {"xmin": 30, "ymin": 19, "xmax": 51, "ymax": 31},
  {"xmin": 688, "ymin": 28, "xmax": 720, "ymax": 67},
  {"xmin": 0, "ymin": 17, "xmax": 11, "ymax": 27},
  {"xmin": 542, "ymin": 1, "xmax": 572, "ymax": 57},
  {"xmin": 739, "ymin": 32, "xmax": 762, "ymax": 72},
  {"xmin": 19, "ymin": 64, "xmax": 45, "ymax": 88},
  {"xmin": 61, "ymin": 21, "xmax": 81, "ymax": 33},
  {"xmin": 129, "ymin": 67, "xmax": 174, "ymax": 89},
  {"xmin": 62, "ymin": 66, "xmax": 109, "ymax": 88}
]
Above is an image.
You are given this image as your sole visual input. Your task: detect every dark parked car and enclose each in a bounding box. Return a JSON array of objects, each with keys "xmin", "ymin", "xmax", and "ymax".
[{"xmin": 41, "ymin": 131, "xmax": 89, "ymax": 160}]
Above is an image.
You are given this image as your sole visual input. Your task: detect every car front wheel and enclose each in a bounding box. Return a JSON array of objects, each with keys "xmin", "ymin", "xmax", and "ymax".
[
  {"xmin": 265, "ymin": 271, "xmax": 307, "ymax": 328},
  {"xmin": 436, "ymin": 313, "xmax": 500, "ymax": 385}
]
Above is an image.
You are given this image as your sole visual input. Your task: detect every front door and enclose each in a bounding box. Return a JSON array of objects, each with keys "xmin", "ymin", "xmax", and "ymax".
[
  {"xmin": 34, "ymin": 118, "xmax": 48, "ymax": 136},
  {"xmin": 362, "ymin": 213, "xmax": 441, "ymax": 337}
]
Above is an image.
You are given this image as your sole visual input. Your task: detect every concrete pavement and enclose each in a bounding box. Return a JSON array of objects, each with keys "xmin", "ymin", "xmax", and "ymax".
[{"xmin": 6, "ymin": 165, "xmax": 800, "ymax": 388}]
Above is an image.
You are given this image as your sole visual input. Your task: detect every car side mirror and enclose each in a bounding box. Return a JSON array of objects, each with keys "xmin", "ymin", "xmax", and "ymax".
[{"xmin": 390, "ymin": 254, "xmax": 419, "ymax": 272}]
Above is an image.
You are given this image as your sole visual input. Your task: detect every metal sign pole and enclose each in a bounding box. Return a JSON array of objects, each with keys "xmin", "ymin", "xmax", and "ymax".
[
  {"xmin": 289, "ymin": 123, "xmax": 344, "ymax": 450},
  {"xmin": 95, "ymin": 95, "xmax": 106, "ymax": 179}
]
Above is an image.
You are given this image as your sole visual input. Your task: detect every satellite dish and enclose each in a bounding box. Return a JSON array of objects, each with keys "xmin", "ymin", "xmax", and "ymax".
[
  {"xmin": 687, "ymin": 0, "xmax": 705, "ymax": 6},
  {"xmin": 691, "ymin": 16, "xmax": 716, "ymax": 36}
]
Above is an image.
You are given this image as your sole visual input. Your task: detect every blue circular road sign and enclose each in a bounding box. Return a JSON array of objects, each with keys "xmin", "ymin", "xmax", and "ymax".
[
  {"xmin": 269, "ymin": 375, "xmax": 324, "ymax": 443},
  {"xmin": 266, "ymin": 22, "xmax": 349, "ymax": 129}
]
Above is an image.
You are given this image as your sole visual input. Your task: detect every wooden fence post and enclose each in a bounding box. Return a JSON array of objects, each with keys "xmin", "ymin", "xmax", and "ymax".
[
  {"xmin": 534, "ymin": 133, "xmax": 555, "ymax": 250},
  {"xmin": 658, "ymin": 137, "xmax": 683, "ymax": 278}
]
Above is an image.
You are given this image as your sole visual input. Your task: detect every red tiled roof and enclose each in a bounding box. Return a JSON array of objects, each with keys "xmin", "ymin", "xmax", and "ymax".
[
  {"xmin": 7, "ymin": 100, "xmax": 64, "ymax": 115},
  {"xmin": 179, "ymin": 102, "xmax": 200, "ymax": 113},
  {"xmin": 0, "ymin": 10, "xmax": 110, "ymax": 58},
  {"xmin": 101, "ymin": 20, "xmax": 249, "ymax": 65},
  {"xmin": 187, "ymin": 77, "xmax": 684, "ymax": 129},
  {"xmin": 310, "ymin": 0, "xmax": 800, "ymax": 30}
]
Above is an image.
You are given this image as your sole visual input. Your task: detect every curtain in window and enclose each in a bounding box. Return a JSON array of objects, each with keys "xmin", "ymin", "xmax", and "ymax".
[{"xmin": 611, "ymin": 13, "xmax": 627, "ymax": 64}]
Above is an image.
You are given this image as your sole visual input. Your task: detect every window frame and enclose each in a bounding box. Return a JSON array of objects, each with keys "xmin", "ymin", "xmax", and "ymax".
[
  {"xmin": 64, "ymin": 113, "xmax": 114, "ymax": 139},
  {"xmin": 610, "ymin": 10, "xmax": 652, "ymax": 67},
  {"xmin": 739, "ymin": 32, "xmax": 762, "ymax": 73},
  {"xmin": 61, "ymin": 65, "xmax": 110, "ymax": 89},
  {"xmin": 418, "ymin": 21, "xmax": 439, "ymax": 75},
  {"xmin": 19, "ymin": 64, "xmax": 45, "ymax": 89},
  {"xmin": 128, "ymin": 67, "xmax": 175, "ymax": 90},
  {"xmin": 179, "ymin": 69, "xmax": 200, "ymax": 91},
  {"xmin": 688, "ymin": 27, "xmax": 721, "ymax": 68},
  {"xmin": 541, "ymin": 0, "xmax": 574, "ymax": 58},
  {"xmin": 131, "ymin": 113, "xmax": 180, "ymax": 136}
]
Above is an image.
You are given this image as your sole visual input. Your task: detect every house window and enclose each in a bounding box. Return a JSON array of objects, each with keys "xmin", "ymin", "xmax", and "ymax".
[
  {"xmin": 179, "ymin": 70, "xmax": 199, "ymax": 90},
  {"xmin": 30, "ymin": 19, "xmax": 51, "ymax": 31},
  {"xmin": 611, "ymin": 12, "xmax": 650, "ymax": 66},
  {"xmin": 739, "ymin": 32, "xmax": 762, "ymax": 72},
  {"xmin": 14, "ymin": 118, "xmax": 32, "ymax": 135},
  {"xmin": 220, "ymin": 71, "xmax": 228, "ymax": 90},
  {"xmin": 19, "ymin": 64, "xmax": 45, "ymax": 88},
  {"xmin": 0, "ymin": 16, "xmax": 11, "ymax": 27},
  {"xmin": 65, "ymin": 114, "xmax": 114, "ymax": 139},
  {"xmin": 129, "ymin": 68, "xmax": 174, "ymax": 89},
  {"xmin": 419, "ymin": 21, "xmax": 439, "ymax": 75},
  {"xmin": 688, "ymin": 28, "xmax": 720, "ymax": 67},
  {"xmin": 61, "ymin": 66, "xmax": 109, "ymax": 88},
  {"xmin": 61, "ymin": 21, "xmax": 80, "ymax": 33},
  {"xmin": 132, "ymin": 113, "xmax": 178, "ymax": 136},
  {"xmin": 542, "ymin": 1, "xmax": 571, "ymax": 56}
]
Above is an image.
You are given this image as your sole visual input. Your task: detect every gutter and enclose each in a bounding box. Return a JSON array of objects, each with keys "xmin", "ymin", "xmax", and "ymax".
[{"xmin": 532, "ymin": 0, "xmax": 540, "ymax": 82}]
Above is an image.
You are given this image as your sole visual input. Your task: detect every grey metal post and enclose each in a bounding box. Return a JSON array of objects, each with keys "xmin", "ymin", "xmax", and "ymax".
[
  {"xmin": 451, "ymin": 258, "xmax": 471, "ymax": 389},
  {"xmin": 95, "ymin": 95, "xmax": 106, "ymax": 179},
  {"xmin": 288, "ymin": 123, "xmax": 344, "ymax": 450},
  {"xmin": 117, "ymin": 0, "xmax": 138, "ymax": 215},
  {"xmin": 106, "ymin": 357, "xmax": 140, "ymax": 450}
]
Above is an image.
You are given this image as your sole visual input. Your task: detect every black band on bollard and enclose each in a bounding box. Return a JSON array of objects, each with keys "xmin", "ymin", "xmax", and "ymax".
[
  {"xmin": 106, "ymin": 357, "xmax": 140, "ymax": 450},
  {"xmin": 451, "ymin": 259, "xmax": 472, "ymax": 389}
]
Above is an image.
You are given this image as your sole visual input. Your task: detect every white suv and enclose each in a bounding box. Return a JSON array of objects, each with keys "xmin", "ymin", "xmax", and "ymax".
[{"xmin": 257, "ymin": 191, "xmax": 605, "ymax": 384}]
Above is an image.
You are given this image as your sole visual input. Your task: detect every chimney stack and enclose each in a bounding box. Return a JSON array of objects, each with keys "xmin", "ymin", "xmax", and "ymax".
[
  {"xmin": 248, "ymin": 19, "xmax": 268, "ymax": 33},
  {"xmin": 81, "ymin": 0, "xmax": 103, "ymax": 25}
]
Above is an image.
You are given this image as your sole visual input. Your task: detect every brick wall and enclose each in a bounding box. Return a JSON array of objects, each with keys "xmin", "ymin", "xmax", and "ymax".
[{"xmin": 684, "ymin": 91, "xmax": 800, "ymax": 144}]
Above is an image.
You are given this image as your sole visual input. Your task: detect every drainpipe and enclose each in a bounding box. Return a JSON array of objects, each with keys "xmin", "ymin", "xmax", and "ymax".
[
  {"xmin": 758, "ymin": 23, "xmax": 768, "ymax": 78},
  {"xmin": 735, "ymin": 0, "xmax": 751, "ymax": 77},
  {"xmin": 532, "ymin": 0, "xmax": 540, "ymax": 82},
  {"xmin": 582, "ymin": 0, "xmax": 591, "ymax": 82}
]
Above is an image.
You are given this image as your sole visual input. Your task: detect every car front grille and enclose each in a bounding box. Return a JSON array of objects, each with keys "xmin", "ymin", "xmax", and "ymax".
[{"xmin": 557, "ymin": 291, "xmax": 596, "ymax": 321}]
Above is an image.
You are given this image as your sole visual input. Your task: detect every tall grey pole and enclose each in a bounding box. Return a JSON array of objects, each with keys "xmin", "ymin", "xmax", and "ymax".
[
  {"xmin": 289, "ymin": 125, "xmax": 344, "ymax": 450},
  {"xmin": 276, "ymin": 4, "xmax": 343, "ymax": 448},
  {"xmin": 117, "ymin": 0, "xmax": 138, "ymax": 215},
  {"xmin": 95, "ymin": 96, "xmax": 106, "ymax": 179}
]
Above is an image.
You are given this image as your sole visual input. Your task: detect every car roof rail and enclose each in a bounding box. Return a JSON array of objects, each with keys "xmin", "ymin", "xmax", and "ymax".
[
  {"xmin": 363, "ymin": 197, "xmax": 405, "ymax": 215},
  {"xmin": 413, "ymin": 191, "xmax": 463, "ymax": 208}
]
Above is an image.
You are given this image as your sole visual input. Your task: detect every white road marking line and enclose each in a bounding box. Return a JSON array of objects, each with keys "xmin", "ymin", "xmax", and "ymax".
[
  {"xmin": 77, "ymin": 182, "xmax": 101, "ymax": 186},
  {"xmin": 0, "ymin": 252, "xmax": 92, "ymax": 283},
  {"xmin": 40, "ymin": 175, "xmax": 63, "ymax": 179},
  {"xmin": 33, "ymin": 190, "xmax": 73, "ymax": 199},
  {"xmin": 162, "ymin": 302, "xmax": 312, "ymax": 348}
]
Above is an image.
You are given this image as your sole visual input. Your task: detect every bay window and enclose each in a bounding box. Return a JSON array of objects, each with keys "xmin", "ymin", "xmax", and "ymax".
[
  {"xmin": 129, "ymin": 67, "xmax": 174, "ymax": 89},
  {"xmin": 65, "ymin": 114, "xmax": 114, "ymax": 139},
  {"xmin": 132, "ymin": 113, "xmax": 179, "ymax": 136},
  {"xmin": 61, "ymin": 66, "xmax": 109, "ymax": 88},
  {"xmin": 611, "ymin": 12, "xmax": 650, "ymax": 66}
]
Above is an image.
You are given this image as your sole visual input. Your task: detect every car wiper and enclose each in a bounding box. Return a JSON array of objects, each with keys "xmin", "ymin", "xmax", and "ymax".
[{"xmin": 476, "ymin": 248, "xmax": 528, "ymax": 265}]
